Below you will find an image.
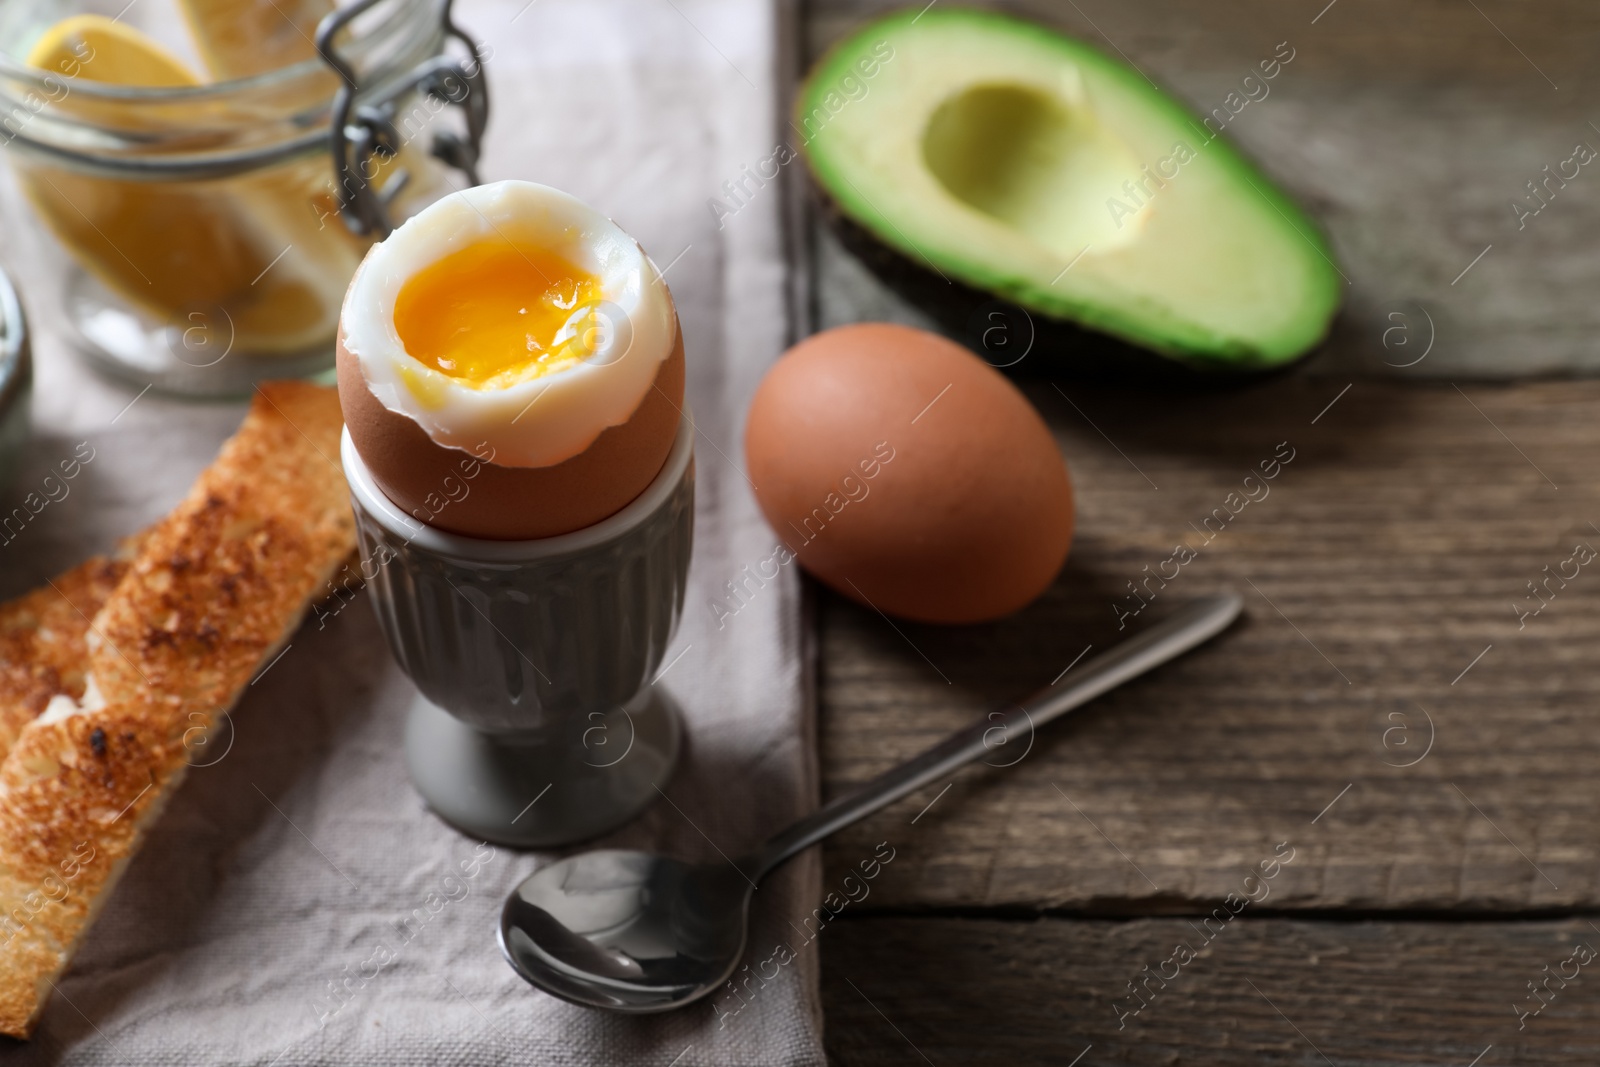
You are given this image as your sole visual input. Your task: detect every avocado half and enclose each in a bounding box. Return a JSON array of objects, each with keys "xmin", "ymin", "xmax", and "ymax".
[{"xmin": 796, "ymin": 9, "xmax": 1343, "ymax": 379}]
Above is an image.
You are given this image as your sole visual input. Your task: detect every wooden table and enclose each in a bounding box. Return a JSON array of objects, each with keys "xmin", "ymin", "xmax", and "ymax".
[{"xmin": 790, "ymin": 1, "xmax": 1600, "ymax": 1062}]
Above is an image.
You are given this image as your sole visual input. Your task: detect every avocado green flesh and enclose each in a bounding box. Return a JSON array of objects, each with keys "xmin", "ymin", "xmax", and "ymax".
[{"xmin": 799, "ymin": 9, "xmax": 1343, "ymax": 367}]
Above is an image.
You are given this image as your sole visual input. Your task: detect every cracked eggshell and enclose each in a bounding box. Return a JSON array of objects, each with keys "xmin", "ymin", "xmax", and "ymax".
[{"xmin": 338, "ymin": 323, "xmax": 684, "ymax": 540}]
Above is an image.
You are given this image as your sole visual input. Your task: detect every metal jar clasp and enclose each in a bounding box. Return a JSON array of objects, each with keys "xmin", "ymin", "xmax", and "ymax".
[{"xmin": 316, "ymin": 0, "xmax": 490, "ymax": 237}]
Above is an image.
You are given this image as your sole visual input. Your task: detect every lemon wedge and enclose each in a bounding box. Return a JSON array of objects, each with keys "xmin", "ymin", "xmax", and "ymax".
[
  {"xmin": 19, "ymin": 14, "xmax": 364, "ymax": 354},
  {"xmin": 177, "ymin": 0, "xmax": 415, "ymax": 228},
  {"xmin": 28, "ymin": 15, "xmax": 193, "ymax": 86},
  {"xmin": 174, "ymin": 0, "xmax": 420, "ymax": 353},
  {"xmin": 177, "ymin": 0, "xmax": 332, "ymax": 80}
]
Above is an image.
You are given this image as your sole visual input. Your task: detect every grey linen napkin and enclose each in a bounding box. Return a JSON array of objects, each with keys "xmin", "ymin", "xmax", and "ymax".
[{"xmin": 0, "ymin": 0, "xmax": 825, "ymax": 1062}]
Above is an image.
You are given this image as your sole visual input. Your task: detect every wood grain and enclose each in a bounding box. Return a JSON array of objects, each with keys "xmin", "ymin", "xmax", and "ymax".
[
  {"xmin": 819, "ymin": 377, "xmax": 1600, "ymax": 911},
  {"xmin": 795, "ymin": 2, "xmax": 1600, "ymax": 1060},
  {"xmin": 821, "ymin": 916, "xmax": 1600, "ymax": 1066}
]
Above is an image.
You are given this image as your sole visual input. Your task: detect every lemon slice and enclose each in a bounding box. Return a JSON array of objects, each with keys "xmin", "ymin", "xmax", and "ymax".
[
  {"xmin": 177, "ymin": 0, "xmax": 415, "ymax": 228},
  {"xmin": 172, "ymin": 0, "xmax": 402, "ymax": 352},
  {"xmin": 177, "ymin": 0, "xmax": 332, "ymax": 80},
  {"xmin": 28, "ymin": 14, "xmax": 193, "ymax": 86},
  {"xmin": 20, "ymin": 15, "xmax": 363, "ymax": 355}
]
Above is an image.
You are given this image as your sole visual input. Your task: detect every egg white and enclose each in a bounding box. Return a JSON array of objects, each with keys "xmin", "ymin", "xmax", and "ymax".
[{"xmin": 341, "ymin": 180, "xmax": 677, "ymax": 468}]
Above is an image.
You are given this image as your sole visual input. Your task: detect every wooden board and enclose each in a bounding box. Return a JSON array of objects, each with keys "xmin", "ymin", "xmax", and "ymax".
[
  {"xmin": 792, "ymin": 1, "xmax": 1600, "ymax": 1062},
  {"xmin": 821, "ymin": 916, "xmax": 1600, "ymax": 1065},
  {"xmin": 796, "ymin": 0, "xmax": 1600, "ymax": 914},
  {"xmin": 819, "ymin": 376, "xmax": 1600, "ymax": 912}
]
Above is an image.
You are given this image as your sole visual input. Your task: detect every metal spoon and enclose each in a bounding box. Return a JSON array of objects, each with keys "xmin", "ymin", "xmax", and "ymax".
[{"xmin": 499, "ymin": 591, "xmax": 1243, "ymax": 1012}]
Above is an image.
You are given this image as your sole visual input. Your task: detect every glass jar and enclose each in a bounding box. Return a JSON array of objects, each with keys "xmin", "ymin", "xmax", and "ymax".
[
  {"xmin": 0, "ymin": 264, "xmax": 29, "ymax": 495},
  {"xmin": 0, "ymin": 0, "xmax": 487, "ymax": 396}
]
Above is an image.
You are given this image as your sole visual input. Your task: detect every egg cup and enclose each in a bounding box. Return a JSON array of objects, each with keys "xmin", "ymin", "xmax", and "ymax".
[{"xmin": 340, "ymin": 414, "xmax": 694, "ymax": 847}]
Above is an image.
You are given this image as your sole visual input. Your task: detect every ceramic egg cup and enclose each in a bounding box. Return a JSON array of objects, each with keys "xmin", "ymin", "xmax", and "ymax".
[{"xmin": 340, "ymin": 415, "xmax": 694, "ymax": 848}]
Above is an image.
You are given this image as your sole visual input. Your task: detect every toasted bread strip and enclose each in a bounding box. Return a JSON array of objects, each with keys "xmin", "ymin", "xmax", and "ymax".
[
  {"xmin": 0, "ymin": 555, "xmax": 130, "ymax": 760},
  {"xmin": 0, "ymin": 382, "xmax": 353, "ymax": 1038},
  {"xmin": 0, "ymin": 530, "xmax": 348, "ymax": 767}
]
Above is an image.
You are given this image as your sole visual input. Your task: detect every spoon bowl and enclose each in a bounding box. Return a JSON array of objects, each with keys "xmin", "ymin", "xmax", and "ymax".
[{"xmin": 499, "ymin": 849, "xmax": 755, "ymax": 1012}]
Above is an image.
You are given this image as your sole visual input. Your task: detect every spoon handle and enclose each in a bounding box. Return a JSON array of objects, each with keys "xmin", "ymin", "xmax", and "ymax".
[{"xmin": 748, "ymin": 591, "xmax": 1243, "ymax": 881}]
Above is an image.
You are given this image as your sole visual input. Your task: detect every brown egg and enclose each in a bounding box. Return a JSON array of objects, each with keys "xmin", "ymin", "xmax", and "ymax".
[
  {"xmin": 338, "ymin": 325, "xmax": 684, "ymax": 540},
  {"xmin": 744, "ymin": 323, "xmax": 1073, "ymax": 623}
]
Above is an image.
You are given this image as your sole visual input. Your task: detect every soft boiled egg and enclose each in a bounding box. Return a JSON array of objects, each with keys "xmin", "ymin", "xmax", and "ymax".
[{"xmin": 337, "ymin": 180, "xmax": 685, "ymax": 540}]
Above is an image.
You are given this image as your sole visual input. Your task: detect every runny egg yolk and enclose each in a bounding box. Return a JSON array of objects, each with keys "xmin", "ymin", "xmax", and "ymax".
[{"xmin": 393, "ymin": 238, "xmax": 604, "ymax": 392}]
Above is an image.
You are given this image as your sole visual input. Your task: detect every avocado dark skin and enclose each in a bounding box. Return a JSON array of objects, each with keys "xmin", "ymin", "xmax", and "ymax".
[{"xmin": 815, "ymin": 190, "xmax": 1317, "ymax": 389}]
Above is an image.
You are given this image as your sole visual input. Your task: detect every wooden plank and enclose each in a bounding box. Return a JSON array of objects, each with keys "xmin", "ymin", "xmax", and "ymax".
[
  {"xmin": 820, "ymin": 915, "xmax": 1600, "ymax": 1065},
  {"xmin": 803, "ymin": 0, "xmax": 1600, "ymax": 378},
  {"xmin": 819, "ymin": 377, "xmax": 1600, "ymax": 910}
]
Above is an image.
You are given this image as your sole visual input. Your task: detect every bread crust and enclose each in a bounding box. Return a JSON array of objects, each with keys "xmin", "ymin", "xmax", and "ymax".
[{"xmin": 0, "ymin": 381, "xmax": 354, "ymax": 1038}]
